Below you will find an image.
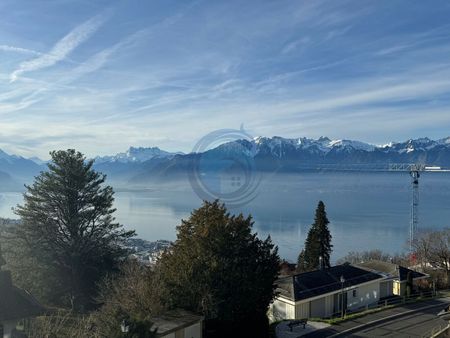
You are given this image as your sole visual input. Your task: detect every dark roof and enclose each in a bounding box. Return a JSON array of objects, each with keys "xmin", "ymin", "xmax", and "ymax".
[
  {"xmin": 355, "ymin": 260, "xmax": 427, "ymax": 282},
  {"xmin": 151, "ymin": 309, "xmax": 203, "ymax": 337},
  {"xmin": 277, "ymin": 264, "xmax": 383, "ymax": 301},
  {"xmin": 0, "ymin": 271, "xmax": 45, "ymax": 321}
]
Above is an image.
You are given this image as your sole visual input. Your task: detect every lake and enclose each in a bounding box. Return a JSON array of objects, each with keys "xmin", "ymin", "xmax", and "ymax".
[{"xmin": 1, "ymin": 171, "xmax": 449, "ymax": 263}]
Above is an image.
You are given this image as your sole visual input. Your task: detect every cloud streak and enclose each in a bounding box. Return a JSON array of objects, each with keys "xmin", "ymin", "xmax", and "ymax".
[
  {"xmin": 9, "ymin": 11, "xmax": 110, "ymax": 82},
  {"xmin": 0, "ymin": 45, "xmax": 42, "ymax": 56}
]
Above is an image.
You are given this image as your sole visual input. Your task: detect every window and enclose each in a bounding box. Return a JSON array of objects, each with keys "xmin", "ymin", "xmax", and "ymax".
[{"xmin": 352, "ymin": 289, "xmax": 357, "ymax": 298}]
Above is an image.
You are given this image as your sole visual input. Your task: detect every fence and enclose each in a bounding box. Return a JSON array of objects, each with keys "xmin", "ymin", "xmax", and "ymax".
[{"xmin": 327, "ymin": 289, "xmax": 437, "ymax": 320}]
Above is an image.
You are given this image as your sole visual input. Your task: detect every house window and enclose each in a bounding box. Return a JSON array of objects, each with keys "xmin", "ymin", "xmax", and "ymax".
[{"xmin": 352, "ymin": 289, "xmax": 357, "ymax": 298}]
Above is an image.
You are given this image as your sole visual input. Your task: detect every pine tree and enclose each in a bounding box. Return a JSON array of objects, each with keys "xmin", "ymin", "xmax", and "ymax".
[
  {"xmin": 5, "ymin": 149, "xmax": 134, "ymax": 310},
  {"xmin": 296, "ymin": 249, "xmax": 306, "ymax": 273},
  {"xmin": 297, "ymin": 201, "xmax": 332, "ymax": 272}
]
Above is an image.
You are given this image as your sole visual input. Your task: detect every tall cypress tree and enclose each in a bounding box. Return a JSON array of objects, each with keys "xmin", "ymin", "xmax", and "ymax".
[{"xmin": 297, "ymin": 201, "xmax": 332, "ymax": 272}]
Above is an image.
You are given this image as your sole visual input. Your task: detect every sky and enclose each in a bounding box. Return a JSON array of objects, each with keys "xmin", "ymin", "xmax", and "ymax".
[{"xmin": 1, "ymin": 0, "xmax": 450, "ymax": 159}]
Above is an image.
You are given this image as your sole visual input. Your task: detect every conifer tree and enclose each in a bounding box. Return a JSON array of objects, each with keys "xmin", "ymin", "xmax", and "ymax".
[
  {"xmin": 158, "ymin": 200, "xmax": 280, "ymax": 338},
  {"xmin": 6, "ymin": 149, "xmax": 134, "ymax": 310},
  {"xmin": 297, "ymin": 201, "xmax": 332, "ymax": 272}
]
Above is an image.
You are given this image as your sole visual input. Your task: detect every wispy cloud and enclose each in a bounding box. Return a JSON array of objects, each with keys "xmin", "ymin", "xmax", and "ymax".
[
  {"xmin": 1, "ymin": 0, "xmax": 450, "ymax": 158},
  {"xmin": 9, "ymin": 10, "xmax": 111, "ymax": 82},
  {"xmin": 0, "ymin": 45, "xmax": 42, "ymax": 56}
]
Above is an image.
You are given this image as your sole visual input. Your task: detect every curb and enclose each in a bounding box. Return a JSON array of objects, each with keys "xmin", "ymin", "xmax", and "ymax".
[{"xmin": 328, "ymin": 302, "xmax": 446, "ymax": 337}]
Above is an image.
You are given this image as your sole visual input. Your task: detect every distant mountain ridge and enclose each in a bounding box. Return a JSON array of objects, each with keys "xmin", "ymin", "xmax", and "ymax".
[
  {"xmin": 94, "ymin": 146, "xmax": 182, "ymax": 164},
  {"xmin": 251, "ymin": 136, "xmax": 450, "ymax": 156},
  {"xmin": 0, "ymin": 136, "xmax": 449, "ymax": 190}
]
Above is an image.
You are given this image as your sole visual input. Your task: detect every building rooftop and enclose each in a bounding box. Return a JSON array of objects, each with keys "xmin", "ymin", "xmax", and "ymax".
[
  {"xmin": 277, "ymin": 264, "xmax": 383, "ymax": 301},
  {"xmin": 0, "ymin": 270, "xmax": 45, "ymax": 321},
  {"xmin": 151, "ymin": 309, "xmax": 203, "ymax": 337},
  {"xmin": 355, "ymin": 260, "xmax": 427, "ymax": 281}
]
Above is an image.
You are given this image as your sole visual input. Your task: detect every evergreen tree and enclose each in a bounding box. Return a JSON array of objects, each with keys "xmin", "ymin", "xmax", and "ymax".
[
  {"xmin": 158, "ymin": 200, "xmax": 280, "ymax": 338},
  {"xmin": 5, "ymin": 149, "xmax": 134, "ymax": 310},
  {"xmin": 297, "ymin": 201, "xmax": 332, "ymax": 272},
  {"xmin": 296, "ymin": 249, "xmax": 306, "ymax": 273}
]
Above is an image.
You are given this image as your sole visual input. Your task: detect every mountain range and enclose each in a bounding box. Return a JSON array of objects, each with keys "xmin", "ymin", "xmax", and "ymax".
[{"xmin": 0, "ymin": 136, "xmax": 449, "ymax": 191}]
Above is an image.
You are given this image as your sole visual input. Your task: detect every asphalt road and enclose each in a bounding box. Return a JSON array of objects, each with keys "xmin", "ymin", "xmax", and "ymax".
[{"xmin": 305, "ymin": 298, "xmax": 450, "ymax": 338}]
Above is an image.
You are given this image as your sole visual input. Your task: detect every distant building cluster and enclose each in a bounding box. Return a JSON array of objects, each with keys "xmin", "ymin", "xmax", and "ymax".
[{"xmin": 125, "ymin": 238, "xmax": 172, "ymax": 266}]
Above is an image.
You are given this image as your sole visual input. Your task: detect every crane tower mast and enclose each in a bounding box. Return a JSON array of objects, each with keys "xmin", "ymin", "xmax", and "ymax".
[{"xmin": 410, "ymin": 169, "xmax": 420, "ymax": 252}]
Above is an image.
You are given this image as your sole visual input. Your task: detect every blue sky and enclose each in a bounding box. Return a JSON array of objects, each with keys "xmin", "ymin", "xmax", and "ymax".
[{"xmin": 1, "ymin": 0, "xmax": 450, "ymax": 159}]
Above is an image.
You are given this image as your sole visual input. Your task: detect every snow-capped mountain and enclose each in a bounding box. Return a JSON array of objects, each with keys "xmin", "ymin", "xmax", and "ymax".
[
  {"xmin": 252, "ymin": 136, "xmax": 376, "ymax": 156},
  {"xmin": 132, "ymin": 135, "xmax": 450, "ymax": 182},
  {"xmin": 94, "ymin": 146, "xmax": 181, "ymax": 164},
  {"xmin": 223, "ymin": 135, "xmax": 450, "ymax": 159},
  {"xmin": 0, "ymin": 136, "xmax": 449, "ymax": 188}
]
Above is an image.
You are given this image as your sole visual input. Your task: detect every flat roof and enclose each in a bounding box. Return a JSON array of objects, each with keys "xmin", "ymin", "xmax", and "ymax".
[{"xmin": 151, "ymin": 309, "xmax": 203, "ymax": 336}]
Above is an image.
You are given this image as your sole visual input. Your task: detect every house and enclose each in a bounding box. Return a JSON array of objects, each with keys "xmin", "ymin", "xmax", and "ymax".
[
  {"xmin": 151, "ymin": 309, "xmax": 203, "ymax": 338},
  {"xmin": 355, "ymin": 260, "xmax": 428, "ymax": 297},
  {"xmin": 0, "ymin": 251, "xmax": 45, "ymax": 338},
  {"xmin": 269, "ymin": 264, "xmax": 384, "ymax": 320}
]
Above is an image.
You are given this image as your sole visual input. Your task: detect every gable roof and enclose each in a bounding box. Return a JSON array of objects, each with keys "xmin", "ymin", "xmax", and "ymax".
[
  {"xmin": 277, "ymin": 264, "xmax": 383, "ymax": 301},
  {"xmin": 355, "ymin": 260, "xmax": 427, "ymax": 282},
  {"xmin": 0, "ymin": 271, "xmax": 45, "ymax": 321}
]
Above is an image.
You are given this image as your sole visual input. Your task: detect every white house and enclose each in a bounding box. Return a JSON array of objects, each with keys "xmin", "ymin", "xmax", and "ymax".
[{"xmin": 269, "ymin": 264, "xmax": 384, "ymax": 321}]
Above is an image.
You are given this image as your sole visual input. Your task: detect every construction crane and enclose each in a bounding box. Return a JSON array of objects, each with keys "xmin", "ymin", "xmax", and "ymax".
[
  {"xmin": 388, "ymin": 164, "xmax": 449, "ymax": 252},
  {"xmin": 296, "ymin": 162, "xmax": 450, "ymax": 252}
]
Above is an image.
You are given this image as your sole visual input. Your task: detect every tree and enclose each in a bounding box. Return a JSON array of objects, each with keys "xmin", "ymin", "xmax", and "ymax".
[
  {"xmin": 414, "ymin": 229, "xmax": 450, "ymax": 286},
  {"xmin": 158, "ymin": 200, "xmax": 280, "ymax": 338},
  {"xmin": 296, "ymin": 249, "xmax": 306, "ymax": 273},
  {"xmin": 5, "ymin": 149, "xmax": 134, "ymax": 310},
  {"xmin": 93, "ymin": 261, "xmax": 160, "ymax": 338},
  {"xmin": 298, "ymin": 201, "xmax": 332, "ymax": 272}
]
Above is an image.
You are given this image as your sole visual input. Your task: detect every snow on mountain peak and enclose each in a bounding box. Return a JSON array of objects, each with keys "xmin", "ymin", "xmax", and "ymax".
[
  {"xmin": 95, "ymin": 146, "xmax": 180, "ymax": 164},
  {"xmin": 328, "ymin": 139, "xmax": 376, "ymax": 152}
]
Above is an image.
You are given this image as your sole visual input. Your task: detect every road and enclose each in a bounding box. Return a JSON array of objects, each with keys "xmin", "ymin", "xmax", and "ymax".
[{"xmin": 305, "ymin": 298, "xmax": 450, "ymax": 337}]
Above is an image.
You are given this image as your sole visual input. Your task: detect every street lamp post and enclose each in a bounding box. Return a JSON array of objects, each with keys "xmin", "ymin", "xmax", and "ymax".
[
  {"xmin": 121, "ymin": 319, "xmax": 130, "ymax": 335},
  {"xmin": 340, "ymin": 275, "xmax": 346, "ymax": 318}
]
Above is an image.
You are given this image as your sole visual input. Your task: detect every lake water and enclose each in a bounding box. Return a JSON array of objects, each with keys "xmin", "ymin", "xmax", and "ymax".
[{"xmin": 1, "ymin": 172, "xmax": 449, "ymax": 263}]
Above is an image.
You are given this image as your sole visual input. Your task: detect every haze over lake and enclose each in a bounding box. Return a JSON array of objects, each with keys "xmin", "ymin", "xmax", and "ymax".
[{"xmin": 1, "ymin": 172, "xmax": 449, "ymax": 262}]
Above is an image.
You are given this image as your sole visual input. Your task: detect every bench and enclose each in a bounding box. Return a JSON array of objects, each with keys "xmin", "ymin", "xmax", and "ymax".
[{"xmin": 288, "ymin": 318, "xmax": 308, "ymax": 331}]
